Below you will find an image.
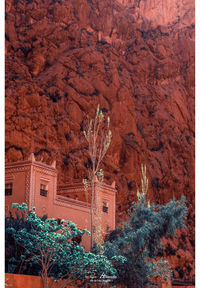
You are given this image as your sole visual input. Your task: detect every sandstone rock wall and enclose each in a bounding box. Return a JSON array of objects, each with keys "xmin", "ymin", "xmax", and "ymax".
[
  {"xmin": 5, "ymin": 0, "xmax": 195, "ymax": 280},
  {"xmin": 117, "ymin": 0, "xmax": 194, "ymax": 28}
]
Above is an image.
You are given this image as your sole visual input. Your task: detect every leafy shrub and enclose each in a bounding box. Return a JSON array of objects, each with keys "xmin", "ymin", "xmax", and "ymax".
[
  {"xmin": 103, "ymin": 165, "xmax": 187, "ymax": 288},
  {"xmin": 6, "ymin": 203, "xmax": 116, "ymax": 288}
]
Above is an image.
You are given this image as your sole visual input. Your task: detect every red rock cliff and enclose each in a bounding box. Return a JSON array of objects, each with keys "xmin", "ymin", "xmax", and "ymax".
[{"xmin": 5, "ymin": 0, "xmax": 195, "ymax": 280}]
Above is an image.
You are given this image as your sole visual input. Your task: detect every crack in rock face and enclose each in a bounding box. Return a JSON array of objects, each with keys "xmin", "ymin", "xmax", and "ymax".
[{"xmin": 5, "ymin": 0, "xmax": 194, "ymax": 280}]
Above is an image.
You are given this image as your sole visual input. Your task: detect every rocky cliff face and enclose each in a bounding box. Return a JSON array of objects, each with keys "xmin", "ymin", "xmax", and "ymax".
[
  {"xmin": 117, "ymin": 0, "xmax": 194, "ymax": 28},
  {"xmin": 5, "ymin": 0, "xmax": 195, "ymax": 280}
]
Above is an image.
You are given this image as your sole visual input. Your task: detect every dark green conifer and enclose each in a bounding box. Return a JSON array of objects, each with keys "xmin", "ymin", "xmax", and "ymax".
[{"xmin": 104, "ymin": 165, "xmax": 187, "ymax": 288}]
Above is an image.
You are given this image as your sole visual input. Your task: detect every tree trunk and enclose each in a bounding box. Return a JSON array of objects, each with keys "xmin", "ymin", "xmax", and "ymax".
[
  {"xmin": 42, "ymin": 268, "xmax": 48, "ymax": 288},
  {"xmin": 91, "ymin": 177, "xmax": 95, "ymax": 248}
]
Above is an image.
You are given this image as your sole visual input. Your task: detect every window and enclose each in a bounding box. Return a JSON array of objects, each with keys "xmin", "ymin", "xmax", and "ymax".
[
  {"xmin": 40, "ymin": 183, "xmax": 48, "ymax": 197},
  {"xmin": 106, "ymin": 225, "xmax": 110, "ymax": 232},
  {"xmin": 102, "ymin": 202, "xmax": 108, "ymax": 213},
  {"xmin": 5, "ymin": 183, "xmax": 13, "ymax": 196}
]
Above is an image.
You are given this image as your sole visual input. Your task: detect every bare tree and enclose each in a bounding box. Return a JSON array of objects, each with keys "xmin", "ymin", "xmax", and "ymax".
[
  {"xmin": 83, "ymin": 105, "xmax": 112, "ymax": 248},
  {"xmin": 137, "ymin": 164, "xmax": 150, "ymax": 208}
]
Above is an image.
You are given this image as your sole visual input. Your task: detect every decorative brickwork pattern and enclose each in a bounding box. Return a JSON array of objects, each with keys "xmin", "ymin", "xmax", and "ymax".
[{"xmin": 25, "ymin": 169, "xmax": 31, "ymax": 206}]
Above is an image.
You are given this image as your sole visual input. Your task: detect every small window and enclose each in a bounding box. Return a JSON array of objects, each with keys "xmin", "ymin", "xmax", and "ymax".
[
  {"xmin": 40, "ymin": 184, "xmax": 48, "ymax": 197},
  {"xmin": 106, "ymin": 225, "xmax": 110, "ymax": 232},
  {"xmin": 5, "ymin": 183, "xmax": 13, "ymax": 196},
  {"xmin": 102, "ymin": 202, "xmax": 108, "ymax": 213}
]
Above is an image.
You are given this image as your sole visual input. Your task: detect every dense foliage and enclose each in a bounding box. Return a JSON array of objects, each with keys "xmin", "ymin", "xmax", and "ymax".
[
  {"xmin": 5, "ymin": 165, "xmax": 188, "ymax": 288},
  {"xmin": 6, "ymin": 209, "xmax": 43, "ymax": 275},
  {"xmin": 6, "ymin": 203, "xmax": 116, "ymax": 288},
  {"xmin": 103, "ymin": 166, "xmax": 188, "ymax": 288}
]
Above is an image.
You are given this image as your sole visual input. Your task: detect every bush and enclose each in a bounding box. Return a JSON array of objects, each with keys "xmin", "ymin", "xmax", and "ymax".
[
  {"xmin": 103, "ymin": 165, "xmax": 187, "ymax": 288},
  {"xmin": 6, "ymin": 203, "xmax": 116, "ymax": 288}
]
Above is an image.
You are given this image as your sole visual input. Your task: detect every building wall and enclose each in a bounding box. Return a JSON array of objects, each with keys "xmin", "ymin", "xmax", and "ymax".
[
  {"xmin": 5, "ymin": 273, "xmax": 195, "ymax": 288},
  {"xmin": 53, "ymin": 195, "xmax": 91, "ymax": 251},
  {"xmin": 30, "ymin": 162, "xmax": 57, "ymax": 216},
  {"xmin": 5, "ymin": 161, "xmax": 31, "ymax": 215},
  {"xmin": 98, "ymin": 183, "xmax": 116, "ymax": 233}
]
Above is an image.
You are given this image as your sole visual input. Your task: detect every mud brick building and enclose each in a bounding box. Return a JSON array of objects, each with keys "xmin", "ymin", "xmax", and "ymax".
[{"xmin": 5, "ymin": 153, "xmax": 116, "ymax": 251}]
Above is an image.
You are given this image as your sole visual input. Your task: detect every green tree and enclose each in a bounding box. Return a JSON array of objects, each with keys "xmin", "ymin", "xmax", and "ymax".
[
  {"xmin": 103, "ymin": 165, "xmax": 188, "ymax": 288},
  {"xmin": 5, "ymin": 209, "xmax": 44, "ymax": 276},
  {"xmin": 6, "ymin": 203, "xmax": 116, "ymax": 288},
  {"xmin": 83, "ymin": 105, "xmax": 112, "ymax": 248}
]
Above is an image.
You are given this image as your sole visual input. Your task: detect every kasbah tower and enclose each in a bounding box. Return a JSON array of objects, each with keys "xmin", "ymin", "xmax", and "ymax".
[
  {"xmin": 5, "ymin": 153, "xmax": 116, "ymax": 251},
  {"xmin": 5, "ymin": 0, "xmax": 194, "ymax": 281}
]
